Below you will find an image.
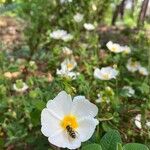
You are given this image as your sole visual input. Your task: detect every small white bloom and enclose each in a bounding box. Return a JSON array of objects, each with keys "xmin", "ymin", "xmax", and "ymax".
[
  {"xmin": 62, "ymin": 47, "xmax": 73, "ymax": 55},
  {"xmin": 50, "ymin": 30, "xmax": 73, "ymax": 42},
  {"xmin": 146, "ymin": 121, "xmax": 150, "ymax": 128},
  {"xmin": 41, "ymin": 91, "xmax": 99, "ymax": 149},
  {"xmin": 50, "ymin": 30, "xmax": 67, "ymax": 40},
  {"xmin": 92, "ymin": 4, "xmax": 97, "ymax": 11},
  {"xmin": 106, "ymin": 41, "xmax": 123, "ymax": 53},
  {"xmin": 62, "ymin": 34, "xmax": 73, "ymax": 42},
  {"xmin": 95, "ymin": 94, "xmax": 102, "ymax": 103},
  {"xmin": 122, "ymin": 86, "xmax": 135, "ymax": 97},
  {"xmin": 84, "ymin": 23, "xmax": 95, "ymax": 31},
  {"xmin": 94, "ymin": 67, "xmax": 118, "ymax": 80},
  {"xmin": 121, "ymin": 45, "xmax": 131, "ymax": 54},
  {"xmin": 57, "ymin": 69, "xmax": 79, "ymax": 79},
  {"xmin": 60, "ymin": 0, "xmax": 72, "ymax": 3},
  {"xmin": 138, "ymin": 66, "xmax": 148, "ymax": 76},
  {"xmin": 126, "ymin": 58, "xmax": 140, "ymax": 73},
  {"xmin": 135, "ymin": 114, "xmax": 142, "ymax": 129},
  {"xmin": 73, "ymin": 13, "xmax": 84, "ymax": 23},
  {"xmin": 61, "ymin": 58, "xmax": 77, "ymax": 71},
  {"xmin": 13, "ymin": 81, "xmax": 28, "ymax": 92},
  {"xmin": 57, "ymin": 58, "xmax": 78, "ymax": 79},
  {"xmin": 29, "ymin": 60, "xmax": 36, "ymax": 66}
]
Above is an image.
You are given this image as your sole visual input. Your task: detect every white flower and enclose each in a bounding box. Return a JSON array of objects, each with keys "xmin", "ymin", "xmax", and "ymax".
[
  {"xmin": 134, "ymin": 114, "xmax": 142, "ymax": 129},
  {"xmin": 60, "ymin": 0, "xmax": 72, "ymax": 3},
  {"xmin": 50, "ymin": 30, "xmax": 73, "ymax": 42},
  {"xmin": 57, "ymin": 68, "xmax": 79, "ymax": 79},
  {"xmin": 61, "ymin": 58, "xmax": 77, "ymax": 71},
  {"xmin": 92, "ymin": 4, "xmax": 97, "ymax": 11},
  {"xmin": 57, "ymin": 58, "xmax": 78, "ymax": 79},
  {"xmin": 29, "ymin": 60, "xmax": 36, "ymax": 66},
  {"xmin": 41, "ymin": 91, "xmax": 99, "ymax": 149},
  {"xmin": 13, "ymin": 80, "xmax": 28, "ymax": 92},
  {"xmin": 126, "ymin": 58, "xmax": 140, "ymax": 73},
  {"xmin": 94, "ymin": 67, "xmax": 118, "ymax": 80},
  {"xmin": 50, "ymin": 30, "xmax": 67, "ymax": 40},
  {"xmin": 62, "ymin": 47, "xmax": 73, "ymax": 55},
  {"xmin": 84, "ymin": 23, "xmax": 95, "ymax": 31},
  {"xmin": 95, "ymin": 94, "xmax": 102, "ymax": 103},
  {"xmin": 73, "ymin": 13, "xmax": 84, "ymax": 23},
  {"xmin": 146, "ymin": 121, "xmax": 150, "ymax": 128},
  {"xmin": 138, "ymin": 66, "xmax": 148, "ymax": 76},
  {"xmin": 62, "ymin": 34, "xmax": 73, "ymax": 42},
  {"xmin": 121, "ymin": 45, "xmax": 131, "ymax": 54},
  {"xmin": 106, "ymin": 41, "xmax": 123, "ymax": 53},
  {"xmin": 122, "ymin": 86, "xmax": 135, "ymax": 97}
]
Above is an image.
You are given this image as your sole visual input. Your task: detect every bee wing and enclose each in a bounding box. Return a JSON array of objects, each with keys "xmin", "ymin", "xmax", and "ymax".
[
  {"xmin": 65, "ymin": 130, "xmax": 80, "ymax": 142},
  {"xmin": 75, "ymin": 130, "xmax": 80, "ymax": 139}
]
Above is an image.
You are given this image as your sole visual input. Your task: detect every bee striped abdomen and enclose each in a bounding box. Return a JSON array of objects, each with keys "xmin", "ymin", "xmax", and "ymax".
[{"xmin": 66, "ymin": 125, "xmax": 76, "ymax": 139}]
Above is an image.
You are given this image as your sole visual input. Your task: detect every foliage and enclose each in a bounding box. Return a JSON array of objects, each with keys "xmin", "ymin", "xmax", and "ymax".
[
  {"xmin": 81, "ymin": 130, "xmax": 149, "ymax": 150},
  {"xmin": 0, "ymin": 0, "xmax": 150, "ymax": 149}
]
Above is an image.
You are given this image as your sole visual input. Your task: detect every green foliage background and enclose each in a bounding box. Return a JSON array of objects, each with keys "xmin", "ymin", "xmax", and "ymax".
[{"xmin": 0, "ymin": 0, "xmax": 150, "ymax": 149}]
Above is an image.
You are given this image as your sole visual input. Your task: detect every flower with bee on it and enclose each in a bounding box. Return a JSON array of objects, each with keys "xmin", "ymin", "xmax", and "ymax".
[{"xmin": 41, "ymin": 91, "xmax": 99, "ymax": 149}]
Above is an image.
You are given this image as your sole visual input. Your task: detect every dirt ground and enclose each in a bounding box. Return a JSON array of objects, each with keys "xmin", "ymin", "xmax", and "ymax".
[
  {"xmin": 0, "ymin": 16, "xmax": 25, "ymax": 51},
  {"xmin": 0, "ymin": 15, "xmax": 149, "ymax": 51}
]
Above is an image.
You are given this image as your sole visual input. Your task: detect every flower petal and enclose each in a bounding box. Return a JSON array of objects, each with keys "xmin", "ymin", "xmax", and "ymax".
[
  {"xmin": 71, "ymin": 98, "xmax": 98, "ymax": 118},
  {"xmin": 73, "ymin": 96, "xmax": 86, "ymax": 101},
  {"xmin": 46, "ymin": 91, "xmax": 72, "ymax": 118},
  {"xmin": 94, "ymin": 68, "xmax": 101, "ymax": 79},
  {"xmin": 48, "ymin": 130, "xmax": 81, "ymax": 149},
  {"xmin": 41, "ymin": 108, "xmax": 61, "ymax": 137},
  {"xmin": 77, "ymin": 117, "xmax": 99, "ymax": 142}
]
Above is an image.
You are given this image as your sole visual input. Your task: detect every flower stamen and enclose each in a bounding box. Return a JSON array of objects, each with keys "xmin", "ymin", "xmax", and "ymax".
[{"xmin": 60, "ymin": 115, "xmax": 78, "ymax": 130}]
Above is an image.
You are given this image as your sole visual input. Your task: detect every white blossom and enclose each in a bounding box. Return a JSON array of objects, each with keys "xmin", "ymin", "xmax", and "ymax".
[
  {"xmin": 41, "ymin": 91, "xmax": 99, "ymax": 149},
  {"xmin": 94, "ymin": 67, "xmax": 118, "ymax": 80},
  {"xmin": 73, "ymin": 13, "xmax": 84, "ymax": 23},
  {"xmin": 106, "ymin": 41, "xmax": 123, "ymax": 53},
  {"xmin": 84, "ymin": 23, "xmax": 95, "ymax": 31}
]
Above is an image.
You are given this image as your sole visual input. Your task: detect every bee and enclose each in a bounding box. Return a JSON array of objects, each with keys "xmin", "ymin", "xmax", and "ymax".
[{"xmin": 66, "ymin": 125, "xmax": 76, "ymax": 139}]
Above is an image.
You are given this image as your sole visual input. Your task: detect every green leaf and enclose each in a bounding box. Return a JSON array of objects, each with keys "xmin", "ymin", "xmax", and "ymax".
[
  {"xmin": 81, "ymin": 144, "xmax": 102, "ymax": 150},
  {"xmin": 117, "ymin": 143, "xmax": 123, "ymax": 150},
  {"xmin": 123, "ymin": 143, "xmax": 149, "ymax": 150},
  {"xmin": 139, "ymin": 83, "xmax": 149, "ymax": 94},
  {"xmin": 34, "ymin": 100, "xmax": 45, "ymax": 111},
  {"xmin": 30, "ymin": 109, "xmax": 41, "ymax": 126},
  {"xmin": 100, "ymin": 130, "xmax": 122, "ymax": 150}
]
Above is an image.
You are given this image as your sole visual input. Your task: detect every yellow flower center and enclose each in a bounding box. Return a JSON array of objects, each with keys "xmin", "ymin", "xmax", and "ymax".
[
  {"xmin": 139, "ymin": 70, "xmax": 144, "ymax": 75},
  {"xmin": 102, "ymin": 73, "xmax": 109, "ymax": 79},
  {"xmin": 67, "ymin": 63, "xmax": 73, "ymax": 70},
  {"xmin": 112, "ymin": 47, "xmax": 117, "ymax": 52},
  {"xmin": 60, "ymin": 115, "xmax": 78, "ymax": 130},
  {"xmin": 130, "ymin": 62, "xmax": 137, "ymax": 67}
]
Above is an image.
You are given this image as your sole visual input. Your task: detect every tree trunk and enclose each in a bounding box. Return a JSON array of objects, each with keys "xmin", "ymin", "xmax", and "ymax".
[
  {"xmin": 111, "ymin": 0, "xmax": 127, "ymax": 25},
  {"xmin": 131, "ymin": 0, "xmax": 135, "ymax": 17},
  {"xmin": 137, "ymin": 0, "xmax": 149, "ymax": 27}
]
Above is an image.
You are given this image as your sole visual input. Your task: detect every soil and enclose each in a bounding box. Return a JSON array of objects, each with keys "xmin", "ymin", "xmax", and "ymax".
[{"xmin": 0, "ymin": 16, "xmax": 25, "ymax": 51}]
